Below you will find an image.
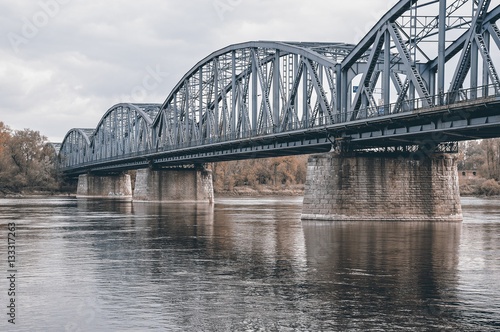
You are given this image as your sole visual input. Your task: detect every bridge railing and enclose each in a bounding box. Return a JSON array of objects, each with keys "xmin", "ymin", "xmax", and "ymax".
[{"xmin": 354, "ymin": 84, "xmax": 500, "ymax": 121}]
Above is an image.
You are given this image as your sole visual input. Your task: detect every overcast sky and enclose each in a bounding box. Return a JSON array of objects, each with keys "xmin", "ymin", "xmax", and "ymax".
[{"xmin": 0, "ymin": 0, "xmax": 395, "ymax": 142}]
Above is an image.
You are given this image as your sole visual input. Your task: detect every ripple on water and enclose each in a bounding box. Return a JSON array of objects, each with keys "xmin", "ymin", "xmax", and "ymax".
[{"xmin": 0, "ymin": 196, "xmax": 499, "ymax": 331}]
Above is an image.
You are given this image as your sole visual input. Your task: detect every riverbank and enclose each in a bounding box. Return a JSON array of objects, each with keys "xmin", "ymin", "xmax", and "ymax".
[
  {"xmin": 0, "ymin": 189, "xmax": 73, "ymax": 198},
  {"xmin": 460, "ymin": 178, "xmax": 500, "ymax": 196},
  {"xmin": 216, "ymin": 180, "xmax": 500, "ymax": 198},
  {"xmin": 215, "ymin": 184, "xmax": 305, "ymax": 197},
  {"xmin": 2, "ymin": 181, "xmax": 499, "ymax": 199}
]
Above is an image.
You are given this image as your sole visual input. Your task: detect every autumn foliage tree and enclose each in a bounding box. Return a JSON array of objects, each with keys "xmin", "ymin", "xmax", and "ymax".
[
  {"xmin": 0, "ymin": 122, "xmax": 60, "ymax": 194},
  {"xmin": 0, "ymin": 122, "xmax": 9, "ymax": 156},
  {"xmin": 459, "ymin": 138, "xmax": 500, "ymax": 180},
  {"xmin": 458, "ymin": 138, "xmax": 500, "ymax": 196},
  {"xmin": 212, "ymin": 155, "xmax": 307, "ymax": 192}
]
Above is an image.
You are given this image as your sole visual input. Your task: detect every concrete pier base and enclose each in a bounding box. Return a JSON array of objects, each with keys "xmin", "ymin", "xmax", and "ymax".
[
  {"xmin": 133, "ymin": 167, "xmax": 213, "ymax": 203},
  {"xmin": 301, "ymin": 152, "xmax": 462, "ymax": 222},
  {"xmin": 76, "ymin": 173, "xmax": 132, "ymax": 198}
]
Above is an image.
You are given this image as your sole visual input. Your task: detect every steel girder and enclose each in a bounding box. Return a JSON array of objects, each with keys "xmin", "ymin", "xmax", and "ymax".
[{"xmin": 59, "ymin": 0, "xmax": 500, "ymax": 172}]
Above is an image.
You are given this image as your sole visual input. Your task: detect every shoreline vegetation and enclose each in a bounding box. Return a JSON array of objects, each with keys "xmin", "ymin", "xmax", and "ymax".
[
  {"xmin": 1, "ymin": 121, "xmax": 500, "ymax": 199},
  {"xmin": 2, "ymin": 183, "xmax": 500, "ymax": 199}
]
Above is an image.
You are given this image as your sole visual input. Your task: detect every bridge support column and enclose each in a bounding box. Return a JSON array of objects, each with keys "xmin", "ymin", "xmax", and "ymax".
[
  {"xmin": 301, "ymin": 151, "xmax": 462, "ymax": 221},
  {"xmin": 77, "ymin": 173, "xmax": 132, "ymax": 198},
  {"xmin": 133, "ymin": 166, "xmax": 213, "ymax": 203}
]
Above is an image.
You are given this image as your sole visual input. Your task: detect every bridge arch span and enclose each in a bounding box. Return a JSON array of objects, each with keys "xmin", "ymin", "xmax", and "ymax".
[
  {"xmin": 153, "ymin": 41, "xmax": 359, "ymax": 150},
  {"xmin": 90, "ymin": 103, "xmax": 161, "ymax": 160},
  {"xmin": 59, "ymin": 128, "xmax": 94, "ymax": 168}
]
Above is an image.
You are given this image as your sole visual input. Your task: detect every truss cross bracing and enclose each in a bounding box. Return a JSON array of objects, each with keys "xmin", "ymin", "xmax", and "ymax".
[{"xmin": 59, "ymin": 1, "xmax": 500, "ymax": 174}]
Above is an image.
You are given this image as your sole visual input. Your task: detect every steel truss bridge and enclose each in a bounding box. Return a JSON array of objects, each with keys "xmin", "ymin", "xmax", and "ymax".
[{"xmin": 60, "ymin": 0, "xmax": 500, "ymax": 175}]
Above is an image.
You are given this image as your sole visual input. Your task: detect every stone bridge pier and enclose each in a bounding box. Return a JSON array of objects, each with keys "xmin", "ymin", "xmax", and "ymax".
[
  {"xmin": 301, "ymin": 150, "xmax": 462, "ymax": 222},
  {"xmin": 77, "ymin": 173, "xmax": 133, "ymax": 198},
  {"xmin": 133, "ymin": 165, "xmax": 213, "ymax": 203}
]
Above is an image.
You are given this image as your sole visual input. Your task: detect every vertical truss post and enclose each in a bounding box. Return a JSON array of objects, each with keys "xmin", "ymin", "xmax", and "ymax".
[
  {"xmin": 438, "ymin": 0, "xmax": 446, "ymax": 105},
  {"xmin": 409, "ymin": 2, "xmax": 417, "ymax": 65},
  {"xmin": 102, "ymin": 120, "xmax": 106, "ymax": 158},
  {"xmin": 214, "ymin": 59, "xmax": 219, "ymax": 140},
  {"xmin": 409, "ymin": 81, "xmax": 415, "ymax": 110},
  {"xmin": 482, "ymin": 29, "xmax": 491, "ymax": 97},
  {"xmin": 383, "ymin": 29, "xmax": 390, "ymax": 114},
  {"xmin": 98, "ymin": 129, "xmax": 102, "ymax": 160},
  {"xmin": 185, "ymin": 84, "xmax": 190, "ymax": 144},
  {"xmin": 113, "ymin": 111, "xmax": 117, "ymax": 156},
  {"xmin": 471, "ymin": 39, "xmax": 479, "ymax": 100},
  {"xmin": 341, "ymin": 68, "xmax": 348, "ymax": 122},
  {"xmin": 294, "ymin": 54, "xmax": 299, "ymax": 127},
  {"xmin": 232, "ymin": 51, "xmax": 237, "ymax": 139},
  {"xmin": 335, "ymin": 64, "xmax": 342, "ymax": 123},
  {"xmin": 107, "ymin": 117, "xmax": 110, "ymax": 158},
  {"xmin": 199, "ymin": 69, "xmax": 203, "ymax": 144},
  {"xmin": 118, "ymin": 108, "xmax": 122, "ymax": 154},
  {"xmin": 174, "ymin": 94, "xmax": 178, "ymax": 145},
  {"xmin": 303, "ymin": 61, "xmax": 309, "ymax": 127},
  {"xmin": 318, "ymin": 64, "xmax": 324, "ymax": 124},
  {"xmin": 273, "ymin": 50, "xmax": 280, "ymax": 133},
  {"xmin": 251, "ymin": 49, "xmax": 258, "ymax": 135},
  {"xmin": 221, "ymin": 66, "xmax": 227, "ymax": 140},
  {"xmin": 126, "ymin": 110, "xmax": 130, "ymax": 153}
]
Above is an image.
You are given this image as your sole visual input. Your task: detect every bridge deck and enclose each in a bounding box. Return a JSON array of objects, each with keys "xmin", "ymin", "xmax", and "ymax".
[{"xmin": 61, "ymin": 92, "xmax": 500, "ymax": 175}]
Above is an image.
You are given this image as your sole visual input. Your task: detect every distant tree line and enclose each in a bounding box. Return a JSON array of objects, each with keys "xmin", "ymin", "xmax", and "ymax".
[
  {"xmin": 211, "ymin": 155, "xmax": 308, "ymax": 192},
  {"xmin": 0, "ymin": 122, "xmax": 61, "ymax": 195}
]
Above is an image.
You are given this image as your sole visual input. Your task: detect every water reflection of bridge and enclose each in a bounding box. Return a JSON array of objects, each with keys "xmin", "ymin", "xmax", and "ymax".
[
  {"xmin": 75, "ymin": 198, "xmax": 465, "ymax": 329},
  {"xmin": 302, "ymin": 221, "xmax": 463, "ymax": 329}
]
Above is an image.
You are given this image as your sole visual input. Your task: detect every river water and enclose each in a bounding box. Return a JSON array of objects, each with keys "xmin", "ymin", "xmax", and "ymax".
[{"xmin": 0, "ymin": 196, "xmax": 499, "ymax": 331}]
